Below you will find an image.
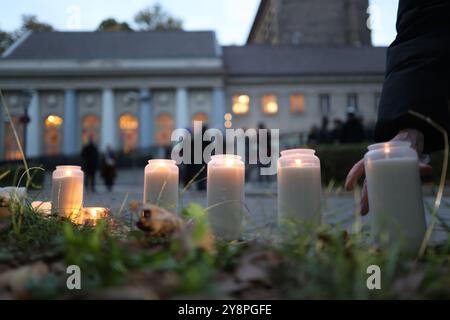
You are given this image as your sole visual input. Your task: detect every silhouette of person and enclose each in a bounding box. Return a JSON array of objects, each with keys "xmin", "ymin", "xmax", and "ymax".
[{"xmin": 81, "ymin": 137, "xmax": 99, "ymax": 192}]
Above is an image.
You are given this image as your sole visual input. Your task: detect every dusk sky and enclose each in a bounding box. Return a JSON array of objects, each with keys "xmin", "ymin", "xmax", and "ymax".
[{"xmin": 1, "ymin": 0, "xmax": 399, "ymax": 46}]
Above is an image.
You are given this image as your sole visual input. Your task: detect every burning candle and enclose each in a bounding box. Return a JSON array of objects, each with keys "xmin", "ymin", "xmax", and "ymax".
[
  {"xmin": 143, "ymin": 159, "xmax": 179, "ymax": 212},
  {"xmin": 51, "ymin": 165, "xmax": 84, "ymax": 219},
  {"xmin": 364, "ymin": 141, "xmax": 426, "ymax": 251},
  {"xmin": 277, "ymin": 149, "xmax": 321, "ymax": 227},
  {"xmin": 31, "ymin": 201, "xmax": 52, "ymax": 215},
  {"xmin": 76, "ymin": 207, "xmax": 108, "ymax": 226},
  {"xmin": 207, "ymin": 154, "xmax": 245, "ymax": 240}
]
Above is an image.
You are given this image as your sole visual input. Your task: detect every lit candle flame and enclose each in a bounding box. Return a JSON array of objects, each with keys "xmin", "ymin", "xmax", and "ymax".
[
  {"xmin": 384, "ymin": 144, "xmax": 391, "ymax": 154},
  {"xmin": 225, "ymin": 158, "xmax": 234, "ymax": 167},
  {"xmin": 66, "ymin": 170, "xmax": 72, "ymax": 177},
  {"xmin": 295, "ymin": 159, "xmax": 302, "ymax": 167}
]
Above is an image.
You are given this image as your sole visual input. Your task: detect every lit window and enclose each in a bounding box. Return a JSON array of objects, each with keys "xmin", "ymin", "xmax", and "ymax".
[
  {"xmin": 44, "ymin": 115, "xmax": 63, "ymax": 156},
  {"xmin": 262, "ymin": 95, "xmax": 278, "ymax": 114},
  {"xmin": 156, "ymin": 113, "xmax": 174, "ymax": 146},
  {"xmin": 290, "ymin": 94, "xmax": 305, "ymax": 113},
  {"xmin": 232, "ymin": 95, "xmax": 250, "ymax": 114},
  {"xmin": 45, "ymin": 115, "xmax": 63, "ymax": 127},
  {"xmin": 3, "ymin": 116, "xmax": 24, "ymax": 160},
  {"xmin": 119, "ymin": 113, "xmax": 139, "ymax": 153},
  {"xmin": 82, "ymin": 115, "xmax": 100, "ymax": 145}
]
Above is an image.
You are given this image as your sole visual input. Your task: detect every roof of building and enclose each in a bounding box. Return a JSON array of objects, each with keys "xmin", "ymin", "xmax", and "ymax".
[
  {"xmin": 3, "ymin": 31, "xmax": 220, "ymax": 60},
  {"xmin": 246, "ymin": 0, "xmax": 269, "ymax": 44},
  {"xmin": 223, "ymin": 45, "xmax": 387, "ymax": 76}
]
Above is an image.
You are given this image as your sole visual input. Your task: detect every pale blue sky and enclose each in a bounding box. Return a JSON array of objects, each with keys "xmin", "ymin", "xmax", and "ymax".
[{"xmin": 0, "ymin": 0, "xmax": 399, "ymax": 46}]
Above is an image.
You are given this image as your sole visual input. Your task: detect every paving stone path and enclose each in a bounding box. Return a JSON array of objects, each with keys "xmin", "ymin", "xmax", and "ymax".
[{"xmin": 30, "ymin": 169, "xmax": 450, "ymax": 244}]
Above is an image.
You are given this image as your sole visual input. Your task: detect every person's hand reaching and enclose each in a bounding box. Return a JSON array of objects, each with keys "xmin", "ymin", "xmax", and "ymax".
[{"xmin": 344, "ymin": 129, "xmax": 433, "ymax": 215}]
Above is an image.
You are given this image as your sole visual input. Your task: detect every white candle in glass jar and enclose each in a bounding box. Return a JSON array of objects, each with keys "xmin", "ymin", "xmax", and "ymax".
[
  {"xmin": 364, "ymin": 141, "xmax": 426, "ymax": 251},
  {"xmin": 143, "ymin": 159, "xmax": 179, "ymax": 212},
  {"xmin": 207, "ymin": 154, "xmax": 245, "ymax": 241},
  {"xmin": 51, "ymin": 165, "xmax": 84, "ymax": 219},
  {"xmin": 277, "ymin": 149, "xmax": 321, "ymax": 226}
]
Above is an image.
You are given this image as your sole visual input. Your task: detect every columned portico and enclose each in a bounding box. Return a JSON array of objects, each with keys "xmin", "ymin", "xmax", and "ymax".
[
  {"xmin": 25, "ymin": 90, "xmax": 40, "ymax": 157},
  {"xmin": 175, "ymin": 87, "xmax": 189, "ymax": 130},
  {"xmin": 212, "ymin": 87, "xmax": 226, "ymax": 130},
  {"xmin": 0, "ymin": 98, "xmax": 4, "ymax": 159},
  {"xmin": 63, "ymin": 89, "xmax": 78, "ymax": 155},
  {"xmin": 139, "ymin": 88, "xmax": 153, "ymax": 149},
  {"xmin": 101, "ymin": 88, "xmax": 116, "ymax": 151}
]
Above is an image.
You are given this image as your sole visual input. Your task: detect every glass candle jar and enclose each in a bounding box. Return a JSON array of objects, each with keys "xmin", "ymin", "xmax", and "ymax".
[
  {"xmin": 207, "ymin": 154, "xmax": 245, "ymax": 241},
  {"xmin": 277, "ymin": 149, "xmax": 321, "ymax": 226},
  {"xmin": 143, "ymin": 159, "xmax": 179, "ymax": 212},
  {"xmin": 364, "ymin": 141, "xmax": 426, "ymax": 251},
  {"xmin": 51, "ymin": 165, "xmax": 84, "ymax": 219}
]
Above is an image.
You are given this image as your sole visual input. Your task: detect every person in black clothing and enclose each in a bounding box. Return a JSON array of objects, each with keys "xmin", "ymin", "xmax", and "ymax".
[
  {"xmin": 81, "ymin": 138, "xmax": 99, "ymax": 192},
  {"xmin": 101, "ymin": 145, "xmax": 117, "ymax": 192},
  {"xmin": 340, "ymin": 108, "xmax": 365, "ymax": 144},
  {"xmin": 345, "ymin": 0, "xmax": 450, "ymax": 214}
]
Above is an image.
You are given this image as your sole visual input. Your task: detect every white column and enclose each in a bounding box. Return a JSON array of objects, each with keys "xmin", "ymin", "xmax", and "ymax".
[
  {"xmin": 175, "ymin": 87, "xmax": 189, "ymax": 130},
  {"xmin": 26, "ymin": 90, "xmax": 40, "ymax": 157},
  {"xmin": 63, "ymin": 89, "xmax": 78, "ymax": 155},
  {"xmin": 0, "ymin": 97, "xmax": 5, "ymax": 159},
  {"xmin": 139, "ymin": 88, "xmax": 153, "ymax": 148},
  {"xmin": 212, "ymin": 87, "xmax": 226, "ymax": 130},
  {"xmin": 101, "ymin": 88, "xmax": 116, "ymax": 151}
]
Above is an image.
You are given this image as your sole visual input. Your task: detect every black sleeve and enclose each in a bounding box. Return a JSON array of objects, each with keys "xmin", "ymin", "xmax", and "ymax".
[{"xmin": 374, "ymin": 0, "xmax": 450, "ymax": 153}]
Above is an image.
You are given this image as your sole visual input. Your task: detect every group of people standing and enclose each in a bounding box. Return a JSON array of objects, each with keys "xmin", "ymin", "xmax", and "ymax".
[
  {"xmin": 307, "ymin": 110, "xmax": 370, "ymax": 145},
  {"xmin": 80, "ymin": 139, "xmax": 117, "ymax": 192}
]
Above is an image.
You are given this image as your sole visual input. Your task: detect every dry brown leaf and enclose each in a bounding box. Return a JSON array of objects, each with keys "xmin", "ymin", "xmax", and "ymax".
[
  {"xmin": 0, "ymin": 261, "xmax": 49, "ymax": 298},
  {"xmin": 137, "ymin": 204, "xmax": 184, "ymax": 237}
]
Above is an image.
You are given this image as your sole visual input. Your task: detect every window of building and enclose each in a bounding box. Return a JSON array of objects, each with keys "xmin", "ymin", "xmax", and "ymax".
[
  {"xmin": 290, "ymin": 94, "xmax": 305, "ymax": 113},
  {"xmin": 232, "ymin": 95, "xmax": 250, "ymax": 114},
  {"xmin": 44, "ymin": 114, "xmax": 63, "ymax": 156},
  {"xmin": 347, "ymin": 93, "xmax": 358, "ymax": 111},
  {"xmin": 192, "ymin": 112, "xmax": 208, "ymax": 127},
  {"xmin": 262, "ymin": 95, "xmax": 278, "ymax": 114},
  {"xmin": 155, "ymin": 113, "xmax": 174, "ymax": 146},
  {"xmin": 3, "ymin": 116, "xmax": 24, "ymax": 160},
  {"xmin": 82, "ymin": 115, "xmax": 100, "ymax": 146},
  {"xmin": 319, "ymin": 94, "xmax": 330, "ymax": 114},
  {"xmin": 119, "ymin": 113, "xmax": 139, "ymax": 154}
]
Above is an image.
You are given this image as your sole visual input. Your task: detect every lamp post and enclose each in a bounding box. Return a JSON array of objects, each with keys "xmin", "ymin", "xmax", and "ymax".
[{"xmin": 19, "ymin": 90, "xmax": 32, "ymax": 157}]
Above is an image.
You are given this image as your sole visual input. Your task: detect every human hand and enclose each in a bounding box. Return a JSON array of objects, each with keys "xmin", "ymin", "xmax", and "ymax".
[{"xmin": 344, "ymin": 129, "xmax": 433, "ymax": 215}]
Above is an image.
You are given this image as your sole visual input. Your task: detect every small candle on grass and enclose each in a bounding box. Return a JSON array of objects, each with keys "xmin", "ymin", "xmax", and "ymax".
[
  {"xmin": 31, "ymin": 201, "xmax": 52, "ymax": 215},
  {"xmin": 51, "ymin": 166, "xmax": 84, "ymax": 219}
]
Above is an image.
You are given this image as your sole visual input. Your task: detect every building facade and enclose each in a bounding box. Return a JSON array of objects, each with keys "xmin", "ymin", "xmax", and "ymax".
[
  {"xmin": 0, "ymin": 1, "xmax": 386, "ymax": 161},
  {"xmin": 247, "ymin": 0, "xmax": 371, "ymax": 47}
]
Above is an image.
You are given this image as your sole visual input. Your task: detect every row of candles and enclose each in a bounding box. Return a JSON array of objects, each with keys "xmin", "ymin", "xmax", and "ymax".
[{"xmin": 43, "ymin": 143, "xmax": 426, "ymax": 251}]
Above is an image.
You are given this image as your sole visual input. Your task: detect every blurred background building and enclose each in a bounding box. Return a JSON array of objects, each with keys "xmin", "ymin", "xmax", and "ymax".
[{"xmin": 0, "ymin": 0, "xmax": 386, "ymax": 161}]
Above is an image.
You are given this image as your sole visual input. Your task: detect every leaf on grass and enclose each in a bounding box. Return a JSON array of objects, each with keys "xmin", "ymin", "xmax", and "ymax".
[{"xmin": 0, "ymin": 261, "xmax": 49, "ymax": 298}]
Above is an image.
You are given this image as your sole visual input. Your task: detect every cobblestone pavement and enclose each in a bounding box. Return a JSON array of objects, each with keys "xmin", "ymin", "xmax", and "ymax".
[{"xmin": 30, "ymin": 169, "xmax": 450, "ymax": 244}]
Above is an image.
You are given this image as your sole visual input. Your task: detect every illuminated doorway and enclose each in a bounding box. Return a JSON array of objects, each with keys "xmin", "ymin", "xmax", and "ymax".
[
  {"xmin": 3, "ymin": 116, "xmax": 24, "ymax": 160},
  {"xmin": 191, "ymin": 112, "xmax": 209, "ymax": 127},
  {"xmin": 82, "ymin": 114, "xmax": 100, "ymax": 146},
  {"xmin": 119, "ymin": 113, "xmax": 139, "ymax": 153},
  {"xmin": 155, "ymin": 113, "xmax": 174, "ymax": 145},
  {"xmin": 44, "ymin": 114, "xmax": 63, "ymax": 156}
]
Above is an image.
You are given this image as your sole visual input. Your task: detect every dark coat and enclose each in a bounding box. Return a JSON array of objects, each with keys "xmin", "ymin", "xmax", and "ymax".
[
  {"xmin": 81, "ymin": 143, "xmax": 99, "ymax": 174},
  {"xmin": 375, "ymin": 0, "xmax": 450, "ymax": 153}
]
